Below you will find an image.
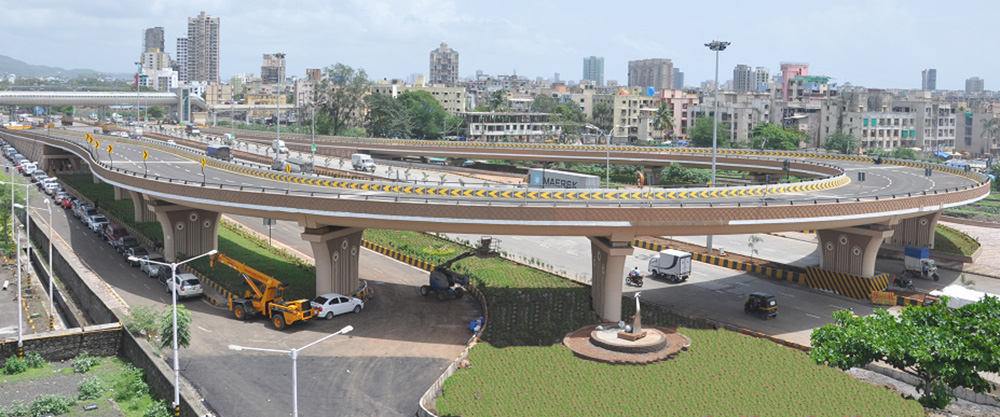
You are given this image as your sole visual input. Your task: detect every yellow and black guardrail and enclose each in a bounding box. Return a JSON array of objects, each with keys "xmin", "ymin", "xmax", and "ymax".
[
  {"xmin": 631, "ymin": 239, "xmax": 807, "ymax": 283},
  {"xmin": 361, "ymin": 240, "xmax": 436, "ymax": 271},
  {"xmin": 804, "ymin": 267, "xmax": 891, "ymax": 300}
]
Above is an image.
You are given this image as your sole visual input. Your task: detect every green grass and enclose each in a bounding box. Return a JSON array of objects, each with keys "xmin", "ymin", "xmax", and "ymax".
[
  {"xmin": 934, "ymin": 224, "xmax": 981, "ymax": 257},
  {"xmin": 436, "ymin": 330, "xmax": 924, "ymax": 417},
  {"xmin": 0, "ymin": 356, "xmax": 168, "ymax": 417}
]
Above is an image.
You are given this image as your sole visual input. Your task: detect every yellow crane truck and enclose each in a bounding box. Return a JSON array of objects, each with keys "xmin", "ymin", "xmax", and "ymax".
[{"xmin": 211, "ymin": 253, "xmax": 316, "ymax": 330}]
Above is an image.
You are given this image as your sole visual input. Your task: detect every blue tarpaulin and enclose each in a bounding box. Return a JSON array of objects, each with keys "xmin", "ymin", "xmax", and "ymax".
[
  {"xmin": 646, "ymin": 87, "xmax": 655, "ymax": 96},
  {"xmin": 935, "ymin": 151, "xmax": 951, "ymax": 159}
]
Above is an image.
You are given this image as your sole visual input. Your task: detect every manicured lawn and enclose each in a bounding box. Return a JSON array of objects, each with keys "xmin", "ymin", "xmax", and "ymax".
[
  {"xmin": 436, "ymin": 331, "xmax": 924, "ymax": 417},
  {"xmin": 935, "ymin": 224, "xmax": 981, "ymax": 256}
]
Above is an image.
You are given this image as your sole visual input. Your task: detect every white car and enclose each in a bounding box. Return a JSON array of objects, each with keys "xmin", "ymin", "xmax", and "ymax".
[
  {"xmin": 311, "ymin": 293, "xmax": 364, "ymax": 319},
  {"xmin": 87, "ymin": 214, "xmax": 109, "ymax": 233},
  {"xmin": 139, "ymin": 254, "xmax": 167, "ymax": 278},
  {"xmin": 43, "ymin": 182, "xmax": 61, "ymax": 195},
  {"xmin": 161, "ymin": 273, "xmax": 203, "ymax": 299}
]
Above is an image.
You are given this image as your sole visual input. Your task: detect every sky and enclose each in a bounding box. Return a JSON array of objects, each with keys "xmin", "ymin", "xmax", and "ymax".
[{"xmin": 0, "ymin": 0, "xmax": 996, "ymax": 91}]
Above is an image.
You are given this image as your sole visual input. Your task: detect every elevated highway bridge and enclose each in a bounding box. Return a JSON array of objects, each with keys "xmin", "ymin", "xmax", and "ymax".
[
  {"xmin": 0, "ymin": 91, "xmax": 207, "ymax": 123},
  {"xmin": 1, "ymin": 128, "xmax": 989, "ymax": 321}
]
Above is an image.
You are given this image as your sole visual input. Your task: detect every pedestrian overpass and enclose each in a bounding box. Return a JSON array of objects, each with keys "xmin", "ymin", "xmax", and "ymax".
[{"xmin": 0, "ymin": 91, "xmax": 208, "ymax": 123}]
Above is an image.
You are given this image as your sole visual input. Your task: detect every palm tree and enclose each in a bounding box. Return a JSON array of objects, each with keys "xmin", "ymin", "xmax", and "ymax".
[
  {"xmin": 982, "ymin": 117, "xmax": 999, "ymax": 150},
  {"xmin": 653, "ymin": 101, "xmax": 675, "ymax": 141}
]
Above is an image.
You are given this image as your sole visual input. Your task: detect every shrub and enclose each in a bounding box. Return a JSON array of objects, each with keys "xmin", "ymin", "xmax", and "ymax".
[
  {"xmin": 142, "ymin": 400, "xmax": 171, "ymax": 417},
  {"xmin": 123, "ymin": 305, "xmax": 161, "ymax": 338},
  {"xmin": 2, "ymin": 356, "xmax": 27, "ymax": 375},
  {"xmin": 29, "ymin": 394, "xmax": 75, "ymax": 416},
  {"xmin": 71, "ymin": 351, "xmax": 101, "ymax": 374},
  {"xmin": 23, "ymin": 351, "xmax": 45, "ymax": 369},
  {"xmin": 0, "ymin": 400, "xmax": 29, "ymax": 417},
  {"xmin": 78, "ymin": 375, "xmax": 105, "ymax": 400},
  {"xmin": 112, "ymin": 365, "xmax": 148, "ymax": 402}
]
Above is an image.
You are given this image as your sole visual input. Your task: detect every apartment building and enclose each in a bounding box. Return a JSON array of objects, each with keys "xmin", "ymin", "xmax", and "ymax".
[
  {"xmin": 461, "ymin": 112, "xmax": 560, "ymax": 142},
  {"xmin": 371, "ymin": 83, "xmax": 468, "ymax": 114},
  {"xmin": 261, "ymin": 53, "xmax": 286, "ymax": 85},
  {"xmin": 628, "ymin": 59, "xmax": 673, "ymax": 91},
  {"xmin": 429, "ymin": 43, "xmax": 459, "ymax": 87}
]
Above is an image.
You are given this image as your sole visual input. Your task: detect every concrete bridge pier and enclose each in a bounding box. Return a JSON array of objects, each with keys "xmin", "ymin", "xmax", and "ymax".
[
  {"xmin": 113, "ymin": 186, "xmax": 129, "ymax": 201},
  {"xmin": 302, "ymin": 226, "xmax": 363, "ymax": 296},
  {"xmin": 148, "ymin": 200, "xmax": 220, "ymax": 261},
  {"xmin": 885, "ymin": 212, "xmax": 941, "ymax": 249},
  {"xmin": 589, "ymin": 235, "xmax": 635, "ymax": 322},
  {"xmin": 642, "ymin": 166, "xmax": 663, "ymax": 186},
  {"xmin": 817, "ymin": 225, "xmax": 895, "ymax": 278},
  {"xmin": 128, "ymin": 191, "xmax": 157, "ymax": 222}
]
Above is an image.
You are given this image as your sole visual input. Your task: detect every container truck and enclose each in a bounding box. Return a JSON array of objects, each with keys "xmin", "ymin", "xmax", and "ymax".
[
  {"xmin": 527, "ymin": 168, "xmax": 600, "ymax": 189},
  {"xmin": 206, "ymin": 144, "xmax": 232, "ymax": 161},
  {"xmin": 352, "ymin": 153, "xmax": 376, "ymax": 172},
  {"xmin": 902, "ymin": 246, "xmax": 939, "ymax": 281},
  {"xmin": 272, "ymin": 139, "xmax": 288, "ymax": 154},
  {"xmin": 60, "ymin": 115, "xmax": 73, "ymax": 126},
  {"xmin": 647, "ymin": 249, "xmax": 692, "ymax": 283}
]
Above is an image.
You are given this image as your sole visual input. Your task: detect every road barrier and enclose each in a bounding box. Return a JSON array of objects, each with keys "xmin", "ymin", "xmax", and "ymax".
[
  {"xmin": 805, "ymin": 267, "xmax": 891, "ymax": 300},
  {"xmin": 632, "ymin": 238, "xmax": 807, "ymax": 283}
]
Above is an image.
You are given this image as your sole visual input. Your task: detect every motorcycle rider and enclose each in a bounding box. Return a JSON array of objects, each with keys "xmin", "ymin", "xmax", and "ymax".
[{"xmin": 628, "ymin": 267, "xmax": 642, "ymax": 282}]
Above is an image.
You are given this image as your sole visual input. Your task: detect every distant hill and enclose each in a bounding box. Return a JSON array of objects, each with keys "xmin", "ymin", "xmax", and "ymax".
[{"xmin": 0, "ymin": 54, "xmax": 121, "ymax": 78}]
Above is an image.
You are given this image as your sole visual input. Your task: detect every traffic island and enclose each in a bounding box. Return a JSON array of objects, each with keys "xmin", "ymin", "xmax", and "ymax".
[{"xmin": 563, "ymin": 324, "xmax": 690, "ymax": 365}]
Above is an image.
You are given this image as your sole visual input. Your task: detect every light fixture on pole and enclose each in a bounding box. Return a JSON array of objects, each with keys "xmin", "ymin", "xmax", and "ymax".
[
  {"xmin": 129, "ymin": 249, "xmax": 219, "ymax": 416},
  {"xmin": 229, "ymin": 325, "xmax": 354, "ymax": 417},
  {"xmin": 704, "ymin": 39, "xmax": 730, "ymax": 253}
]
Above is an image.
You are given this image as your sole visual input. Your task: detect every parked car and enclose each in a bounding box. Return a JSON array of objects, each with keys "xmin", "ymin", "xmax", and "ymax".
[
  {"xmin": 72, "ymin": 201, "xmax": 92, "ymax": 219},
  {"xmin": 116, "ymin": 236, "xmax": 141, "ymax": 256},
  {"xmin": 53, "ymin": 192, "xmax": 69, "ymax": 205},
  {"xmin": 87, "ymin": 214, "xmax": 109, "ymax": 233},
  {"xmin": 103, "ymin": 224, "xmax": 129, "ymax": 247},
  {"xmin": 139, "ymin": 254, "xmax": 167, "ymax": 278},
  {"xmin": 43, "ymin": 182, "xmax": 61, "ymax": 195},
  {"xmin": 61, "ymin": 195, "xmax": 76, "ymax": 209},
  {"xmin": 125, "ymin": 247, "xmax": 149, "ymax": 266},
  {"xmin": 160, "ymin": 273, "xmax": 203, "ymax": 299},
  {"xmin": 310, "ymin": 293, "xmax": 364, "ymax": 319},
  {"xmin": 31, "ymin": 170, "xmax": 47, "ymax": 183}
]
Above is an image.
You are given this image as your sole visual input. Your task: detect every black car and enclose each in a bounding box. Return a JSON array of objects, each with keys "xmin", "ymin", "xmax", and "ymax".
[
  {"xmin": 125, "ymin": 247, "xmax": 149, "ymax": 266},
  {"xmin": 744, "ymin": 292, "xmax": 778, "ymax": 320},
  {"xmin": 116, "ymin": 236, "xmax": 141, "ymax": 255}
]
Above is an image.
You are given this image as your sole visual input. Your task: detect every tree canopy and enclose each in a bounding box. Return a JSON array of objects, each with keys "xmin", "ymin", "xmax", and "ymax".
[
  {"xmin": 398, "ymin": 90, "xmax": 448, "ymax": 139},
  {"xmin": 315, "ymin": 63, "xmax": 370, "ymax": 135},
  {"xmin": 688, "ymin": 117, "xmax": 730, "ymax": 148},
  {"xmin": 822, "ymin": 130, "xmax": 859, "ymax": 154},
  {"xmin": 810, "ymin": 296, "xmax": 1000, "ymax": 409},
  {"xmin": 364, "ymin": 93, "xmax": 411, "ymax": 139},
  {"xmin": 530, "ymin": 94, "xmax": 556, "ymax": 113},
  {"xmin": 653, "ymin": 101, "xmax": 674, "ymax": 140},
  {"xmin": 751, "ymin": 122, "xmax": 806, "ymax": 150}
]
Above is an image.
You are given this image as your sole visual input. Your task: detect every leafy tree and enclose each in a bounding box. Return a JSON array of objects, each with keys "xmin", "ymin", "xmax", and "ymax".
[
  {"xmin": 364, "ymin": 93, "xmax": 411, "ymax": 139},
  {"xmin": 688, "ymin": 117, "xmax": 730, "ymax": 148},
  {"xmin": 751, "ymin": 122, "xmax": 805, "ymax": 150},
  {"xmin": 653, "ymin": 101, "xmax": 674, "ymax": 141},
  {"xmin": 315, "ymin": 63, "xmax": 371, "ymax": 135},
  {"xmin": 591, "ymin": 101, "xmax": 612, "ymax": 133},
  {"xmin": 488, "ymin": 89, "xmax": 509, "ymax": 112},
  {"xmin": 661, "ymin": 163, "xmax": 710, "ymax": 185},
  {"xmin": 553, "ymin": 103, "xmax": 587, "ymax": 141},
  {"xmin": 146, "ymin": 106, "xmax": 165, "ymax": 120},
  {"xmin": 810, "ymin": 296, "xmax": 1000, "ymax": 409},
  {"xmin": 530, "ymin": 94, "xmax": 556, "ymax": 113},
  {"xmin": 982, "ymin": 117, "xmax": 998, "ymax": 145},
  {"xmin": 822, "ymin": 130, "xmax": 859, "ymax": 154},
  {"xmin": 444, "ymin": 114, "xmax": 465, "ymax": 138},
  {"xmin": 890, "ymin": 147, "xmax": 920, "ymax": 160},
  {"xmin": 398, "ymin": 90, "xmax": 448, "ymax": 139},
  {"xmin": 158, "ymin": 305, "xmax": 193, "ymax": 350}
]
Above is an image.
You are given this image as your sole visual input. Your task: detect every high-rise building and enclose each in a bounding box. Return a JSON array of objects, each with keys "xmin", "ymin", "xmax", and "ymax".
[
  {"xmin": 733, "ymin": 64, "xmax": 753, "ymax": 91},
  {"xmin": 921, "ymin": 69, "xmax": 937, "ymax": 91},
  {"xmin": 628, "ymin": 59, "xmax": 673, "ymax": 91},
  {"xmin": 143, "ymin": 27, "xmax": 164, "ymax": 54},
  {"xmin": 175, "ymin": 37, "xmax": 188, "ymax": 82},
  {"xmin": 780, "ymin": 62, "xmax": 809, "ymax": 101},
  {"xmin": 582, "ymin": 56, "xmax": 605, "ymax": 87},
  {"xmin": 753, "ymin": 67, "xmax": 770, "ymax": 91},
  {"xmin": 183, "ymin": 11, "xmax": 220, "ymax": 83},
  {"xmin": 306, "ymin": 69, "xmax": 323, "ymax": 82},
  {"xmin": 429, "ymin": 42, "xmax": 459, "ymax": 86},
  {"xmin": 673, "ymin": 68, "xmax": 684, "ymax": 89},
  {"xmin": 261, "ymin": 53, "xmax": 286, "ymax": 84},
  {"xmin": 140, "ymin": 48, "xmax": 171, "ymax": 72},
  {"xmin": 966, "ymin": 77, "xmax": 984, "ymax": 93}
]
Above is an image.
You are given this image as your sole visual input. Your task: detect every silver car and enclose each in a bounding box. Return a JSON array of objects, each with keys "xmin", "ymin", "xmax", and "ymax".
[
  {"xmin": 139, "ymin": 254, "xmax": 168, "ymax": 278},
  {"xmin": 161, "ymin": 273, "xmax": 203, "ymax": 299}
]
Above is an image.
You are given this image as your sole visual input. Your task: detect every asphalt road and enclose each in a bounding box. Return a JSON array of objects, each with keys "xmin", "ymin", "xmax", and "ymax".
[{"xmin": 7, "ymin": 180, "xmax": 477, "ymax": 417}]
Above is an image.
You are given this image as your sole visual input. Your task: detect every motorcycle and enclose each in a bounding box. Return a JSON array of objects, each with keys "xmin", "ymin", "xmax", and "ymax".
[
  {"xmin": 625, "ymin": 272, "xmax": 644, "ymax": 287},
  {"xmin": 893, "ymin": 276, "xmax": 915, "ymax": 290}
]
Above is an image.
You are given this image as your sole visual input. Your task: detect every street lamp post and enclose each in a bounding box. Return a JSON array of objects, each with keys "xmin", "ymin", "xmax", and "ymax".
[
  {"xmin": 129, "ymin": 249, "xmax": 218, "ymax": 416},
  {"xmin": 15, "ymin": 225, "xmax": 23, "ymax": 357},
  {"xmin": 40, "ymin": 200, "xmax": 53, "ymax": 330},
  {"xmin": 229, "ymin": 325, "xmax": 354, "ymax": 417},
  {"xmin": 705, "ymin": 40, "xmax": 730, "ymax": 253},
  {"xmin": 311, "ymin": 105, "xmax": 316, "ymax": 166}
]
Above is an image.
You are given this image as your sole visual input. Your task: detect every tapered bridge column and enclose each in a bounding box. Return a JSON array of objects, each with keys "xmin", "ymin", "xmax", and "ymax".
[
  {"xmin": 148, "ymin": 200, "xmax": 220, "ymax": 261},
  {"xmin": 817, "ymin": 225, "xmax": 894, "ymax": 278},
  {"xmin": 589, "ymin": 235, "xmax": 635, "ymax": 322},
  {"xmin": 885, "ymin": 212, "xmax": 942, "ymax": 249},
  {"xmin": 302, "ymin": 226, "xmax": 364, "ymax": 296}
]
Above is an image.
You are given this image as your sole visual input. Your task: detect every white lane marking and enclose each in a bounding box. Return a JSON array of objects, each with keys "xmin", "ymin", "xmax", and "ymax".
[
  {"xmin": 829, "ymin": 304, "xmax": 851, "ymax": 311},
  {"xmin": 805, "ymin": 313, "xmax": 822, "ymax": 319},
  {"xmin": 778, "ymin": 292, "xmax": 795, "ymax": 297}
]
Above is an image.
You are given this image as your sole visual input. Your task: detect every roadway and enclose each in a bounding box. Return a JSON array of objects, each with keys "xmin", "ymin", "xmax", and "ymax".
[{"xmin": 7, "ymin": 181, "xmax": 477, "ymax": 417}]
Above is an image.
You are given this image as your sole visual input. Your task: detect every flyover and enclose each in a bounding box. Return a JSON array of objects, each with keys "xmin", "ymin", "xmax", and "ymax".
[
  {"xmin": 0, "ymin": 91, "xmax": 207, "ymax": 122},
  {"xmin": 1, "ymin": 128, "xmax": 989, "ymax": 321}
]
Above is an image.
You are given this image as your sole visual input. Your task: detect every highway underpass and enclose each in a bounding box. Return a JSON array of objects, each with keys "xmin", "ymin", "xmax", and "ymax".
[{"xmin": 1, "ymin": 128, "xmax": 990, "ymax": 322}]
